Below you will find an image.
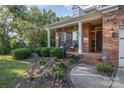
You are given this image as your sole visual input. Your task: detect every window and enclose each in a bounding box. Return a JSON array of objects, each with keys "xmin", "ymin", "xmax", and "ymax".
[
  {"xmin": 72, "ymin": 31, "xmax": 78, "ymax": 48},
  {"xmin": 60, "ymin": 32, "xmax": 66, "ymax": 47},
  {"xmin": 59, "ymin": 31, "xmax": 78, "ymax": 49}
]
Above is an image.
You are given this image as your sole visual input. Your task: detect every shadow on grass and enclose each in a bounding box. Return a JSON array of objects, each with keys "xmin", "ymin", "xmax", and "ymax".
[{"xmin": 0, "ymin": 59, "xmax": 29, "ymax": 88}]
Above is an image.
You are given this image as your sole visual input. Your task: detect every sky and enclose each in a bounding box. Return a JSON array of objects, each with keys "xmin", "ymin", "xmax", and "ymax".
[
  {"xmin": 28, "ymin": 5, "xmax": 89, "ymax": 17},
  {"xmin": 39, "ymin": 5, "xmax": 73, "ymax": 16}
]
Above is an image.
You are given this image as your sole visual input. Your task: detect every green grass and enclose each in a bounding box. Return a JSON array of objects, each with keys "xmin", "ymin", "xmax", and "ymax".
[
  {"xmin": 0, "ymin": 55, "xmax": 29, "ymax": 88},
  {"xmin": 0, "ymin": 55, "xmax": 13, "ymax": 61}
]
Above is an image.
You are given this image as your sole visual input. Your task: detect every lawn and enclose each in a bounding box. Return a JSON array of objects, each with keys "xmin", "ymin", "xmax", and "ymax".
[{"xmin": 0, "ymin": 55, "xmax": 29, "ymax": 88}]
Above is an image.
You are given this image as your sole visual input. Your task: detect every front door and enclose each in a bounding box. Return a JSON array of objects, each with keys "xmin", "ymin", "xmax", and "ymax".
[
  {"xmin": 96, "ymin": 31, "xmax": 102, "ymax": 52},
  {"xmin": 119, "ymin": 27, "xmax": 124, "ymax": 67}
]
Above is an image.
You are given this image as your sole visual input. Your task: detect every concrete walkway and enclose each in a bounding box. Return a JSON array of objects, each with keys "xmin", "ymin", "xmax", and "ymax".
[
  {"xmin": 111, "ymin": 67, "xmax": 124, "ymax": 88},
  {"xmin": 69, "ymin": 63, "xmax": 112, "ymax": 88}
]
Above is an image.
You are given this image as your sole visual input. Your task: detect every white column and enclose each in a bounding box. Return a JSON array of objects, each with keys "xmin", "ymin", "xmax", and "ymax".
[
  {"xmin": 47, "ymin": 29, "xmax": 51, "ymax": 48},
  {"xmin": 78, "ymin": 21, "xmax": 83, "ymax": 54}
]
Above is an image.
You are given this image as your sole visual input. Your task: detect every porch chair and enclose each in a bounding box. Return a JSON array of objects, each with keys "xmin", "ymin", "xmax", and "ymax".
[{"xmin": 98, "ymin": 52, "xmax": 107, "ymax": 63}]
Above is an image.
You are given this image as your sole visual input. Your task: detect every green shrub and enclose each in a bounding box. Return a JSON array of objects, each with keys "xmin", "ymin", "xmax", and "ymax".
[
  {"xmin": 103, "ymin": 64, "xmax": 113, "ymax": 72},
  {"xmin": 96, "ymin": 63, "xmax": 113, "ymax": 72},
  {"xmin": 38, "ymin": 60, "xmax": 46, "ymax": 65},
  {"xmin": 67, "ymin": 58, "xmax": 74, "ymax": 65},
  {"xmin": 57, "ymin": 62, "xmax": 66, "ymax": 69},
  {"xmin": 11, "ymin": 48, "xmax": 32, "ymax": 60},
  {"xmin": 50, "ymin": 48, "xmax": 65, "ymax": 58},
  {"xmin": 54, "ymin": 71, "xmax": 65, "ymax": 79},
  {"xmin": 96, "ymin": 63, "xmax": 104, "ymax": 72},
  {"xmin": 36, "ymin": 48, "xmax": 41, "ymax": 56},
  {"xmin": 28, "ymin": 48, "xmax": 33, "ymax": 53},
  {"xmin": 41, "ymin": 47, "xmax": 50, "ymax": 57}
]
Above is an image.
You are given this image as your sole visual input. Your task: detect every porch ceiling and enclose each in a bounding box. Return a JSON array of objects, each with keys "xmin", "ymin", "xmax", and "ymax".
[
  {"xmin": 47, "ymin": 12, "xmax": 102, "ymax": 30},
  {"xmin": 87, "ymin": 19, "xmax": 102, "ymax": 26}
]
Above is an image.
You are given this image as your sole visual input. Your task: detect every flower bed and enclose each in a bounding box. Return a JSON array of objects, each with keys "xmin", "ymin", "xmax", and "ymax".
[{"xmin": 17, "ymin": 56, "xmax": 78, "ymax": 88}]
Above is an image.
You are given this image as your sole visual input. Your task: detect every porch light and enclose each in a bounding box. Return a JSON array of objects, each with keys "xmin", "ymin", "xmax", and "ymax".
[
  {"xmin": 110, "ymin": 25, "xmax": 118, "ymax": 38},
  {"xmin": 110, "ymin": 28, "xmax": 116, "ymax": 38}
]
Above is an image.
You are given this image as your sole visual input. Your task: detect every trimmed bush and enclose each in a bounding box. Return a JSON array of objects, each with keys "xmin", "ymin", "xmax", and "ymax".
[
  {"xmin": 41, "ymin": 47, "xmax": 50, "ymax": 57},
  {"xmin": 38, "ymin": 60, "xmax": 46, "ymax": 65},
  {"xmin": 103, "ymin": 64, "xmax": 113, "ymax": 72},
  {"xmin": 57, "ymin": 62, "xmax": 66, "ymax": 69},
  {"xmin": 28, "ymin": 48, "xmax": 33, "ymax": 54},
  {"xmin": 96, "ymin": 63, "xmax": 113, "ymax": 72},
  {"xmin": 96, "ymin": 63, "xmax": 104, "ymax": 72},
  {"xmin": 11, "ymin": 48, "xmax": 32, "ymax": 60},
  {"xmin": 50, "ymin": 48, "xmax": 65, "ymax": 58},
  {"xmin": 53, "ymin": 71, "xmax": 65, "ymax": 79}
]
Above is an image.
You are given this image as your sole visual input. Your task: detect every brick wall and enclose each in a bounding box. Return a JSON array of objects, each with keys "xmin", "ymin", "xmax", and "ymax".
[
  {"xmin": 79, "ymin": 53, "xmax": 101, "ymax": 64},
  {"xmin": 102, "ymin": 5, "xmax": 124, "ymax": 65}
]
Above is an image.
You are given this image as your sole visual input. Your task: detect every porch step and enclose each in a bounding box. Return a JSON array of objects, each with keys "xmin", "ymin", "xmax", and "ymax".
[{"xmin": 78, "ymin": 53, "xmax": 101, "ymax": 64}]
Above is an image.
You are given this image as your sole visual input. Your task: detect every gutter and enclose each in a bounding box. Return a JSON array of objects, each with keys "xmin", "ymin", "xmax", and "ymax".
[
  {"xmin": 98, "ymin": 5, "xmax": 119, "ymax": 14},
  {"xmin": 98, "ymin": 5, "xmax": 118, "ymax": 11}
]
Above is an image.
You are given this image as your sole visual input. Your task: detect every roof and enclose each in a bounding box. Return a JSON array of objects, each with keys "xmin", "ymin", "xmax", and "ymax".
[
  {"xmin": 72, "ymin": 5, "xmax": 81, "ymax": 10},
  {"xmin": 47, "ymin": 5, "xmax": 118, "ymax": 30}
]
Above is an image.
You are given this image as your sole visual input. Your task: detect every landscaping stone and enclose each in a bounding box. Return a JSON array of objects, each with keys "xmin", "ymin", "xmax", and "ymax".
[{"xmin": 42, "ymin": 70, "xmax": 49, "ymax": 78}]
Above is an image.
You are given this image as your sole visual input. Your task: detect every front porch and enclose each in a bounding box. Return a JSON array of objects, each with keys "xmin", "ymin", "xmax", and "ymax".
[
  {"xmin": 47, "ymin": 12, "xmax": 103, "ymax": 63},
  {"xmin": 55, "ymin": 21, "xmax": 103, "ymax": 54}
]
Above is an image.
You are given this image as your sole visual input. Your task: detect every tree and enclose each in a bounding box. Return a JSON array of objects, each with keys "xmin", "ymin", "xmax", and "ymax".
[
  {"xmin": 0, "ymin": 5, "xmax": 63, "ymax": 54},
  {"xmin": 59, "ymin": 15, "xmax": 71, "ymax": 20},
  {"xmin": 0, "ymin": 6, "xmax": 12, "ymax": 54},
  {"xmin": 26, "ymin": 6, "xmax": 59, "ymax": 48}
]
